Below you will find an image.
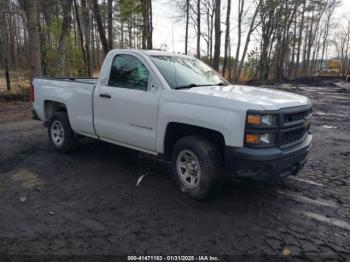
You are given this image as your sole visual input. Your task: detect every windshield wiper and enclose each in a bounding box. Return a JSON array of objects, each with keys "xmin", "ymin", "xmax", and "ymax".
[
  {"xmin": 216, "ymin": 82, "xmax": 227, "ymax": 86},
  {"xmin": 174, "ymin": 83, "xmax": 217, "ymax": 90},
  {"xmin": 174, "ymin": 83, "xmax": 198, "ymax": 90}
]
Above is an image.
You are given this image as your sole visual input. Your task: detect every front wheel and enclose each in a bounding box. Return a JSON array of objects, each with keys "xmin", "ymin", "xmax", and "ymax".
[
  {"xmin": 171, "ymin": 136, "xmax": 222, "ymax": 200},
  {"xmin": 48, "ymin": 111, "xmax": 78, "ymax": 153}
]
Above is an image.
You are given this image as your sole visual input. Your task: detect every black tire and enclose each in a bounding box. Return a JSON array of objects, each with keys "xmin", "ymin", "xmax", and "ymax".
[
  {"xmin": 48, "ymin": 111, "xmax": 78, "ymax": 153},
  {"xmin": 171, "ymin": 135, "xmax": 222, "ymax": 200}
]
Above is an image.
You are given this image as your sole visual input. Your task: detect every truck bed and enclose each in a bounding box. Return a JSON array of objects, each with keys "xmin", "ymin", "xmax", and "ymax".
[
  {"xmin": 34, "ymin": 77, "xmax": 98, "ymax": 85},
  {"xmin": 32, "ymin": 77, "xmax": 98, "ymax": 137}
]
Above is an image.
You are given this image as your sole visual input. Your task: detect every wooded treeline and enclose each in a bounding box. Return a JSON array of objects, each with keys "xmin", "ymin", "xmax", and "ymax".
[
  {"xmin": 178, "ymin": 0, "xmax": 349, "ymax": 81},
  {"xmin": 0, "ymin": 0, "xmax": 152, "ymax": 84},
  {"xmin": 0, "ymin": 0, "xmax": 349, "ymax": 90}
]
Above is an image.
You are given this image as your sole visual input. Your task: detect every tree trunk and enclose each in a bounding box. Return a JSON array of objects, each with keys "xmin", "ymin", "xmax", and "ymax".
[
  {"xmin": 92, "ymin": 0, "xmax": 109, "ymax": 56},
  {"xmin": 22, "ymin": 0, "xmax": 41, "ymax": 80},
  {"xmin": 222, "ymin": 0, "xmax": 231, "ymax": 77},
  {"xmin": 212, "ymin": 0, "xmax": 221, "ymax": 71},
  {"xmin": 108, "ymin": 0, "xmax": 113, "ymax": 49},
  {"xmin": 209, "ymin": 6, "xmax": 214, "ymax": 65},
  {"xmin": 304, "ymin": 10, "xmax": 316, "ymax": 76},
  {"xmin": 227, "ymin": 37, "xmax": 232, "ymax": 80},
  {"xmin": 296, "ymin": 0, "xmax": 306, "ymax": 78},
  {"xmin": 235, "ymin": 2, "xmax": 259, "ymax": 82},
  {"xmin": 73, "ymin": 0, "xmax": 88, "ymax": 75},
  {"xmin": 258, "ymin": 1, "xmax": 277, "ymax": 81},
  {"xmin": 9, "ymin": 13, "xmax": 17, "ymax": 68},
  {"xmin": 301, "ymin": 20, "xmax": 309, "ymax": 76},
  {"xmin": 141, "ymin": 0, "xmax": 152, "ymax": 49},
  {"xmin": 121, "ymin": 21, "xmax": 124, "ymax": 48},
  {"xmin": 5, "ymin": 58, "xmax": 11, "ymax": 91},
  {"xmin": 320, "ymin": 1, "xmax": 336, "ymax": 74},
  {"xmin": 91, "ymin": 16, "xmax": 96, "ymax": 70},
  {"xmin": 81, "ymin": 0, "xmax": 92, "ymax": 76},
  {"xmin": 276, "ymin": 3, "xmax": 296, "ymax": 80},
  {"xmin": 128, "ymin": 17, "xmax": 132, "ymax": 48},
  {"xmin": 196, "ymin": 0, "xmax": 201, "ymax": 58},
  {"xmin": 185, "ymin": 0, "xmax": 189, "ymax": 54},
  {"xmin": 57, "ymin": 0, "xmax": 73, "ymax": 76},
  {"xmin": 290, "ymin": 10, "xmax": 297, "ymax": 78},
  {"xmin": 260, "ymin": 37, "xmax": 271, "ymax": 80},
  {"xmin": 233, "ymin": 0, "xmax": 243, "ymax": 79},
  {"xmin": 96, "ymin": 27, "xmax": 101, "ymax": 69},
  {"xmin": 149, "ymin": 0, "xmax": 153, "ymax": 49},
  {"xmin": 141, "ymin": 0, "xmax": 147, "ymax": 49},
  {"xmin": 205, "ymin": 9, "xmax": 210, "ymax": 57}
]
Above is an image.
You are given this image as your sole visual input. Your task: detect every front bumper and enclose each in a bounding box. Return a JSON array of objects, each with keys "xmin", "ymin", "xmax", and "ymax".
[{"xmin": 224, "ymin": 133, "xmax": 312, "ymax": 181}]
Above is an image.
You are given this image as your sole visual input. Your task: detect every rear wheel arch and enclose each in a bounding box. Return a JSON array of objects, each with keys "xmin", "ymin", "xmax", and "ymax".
[
  {"xmin": 44, "ymin": 100, "xmax": 68, "ymax": 121},
  {"xmin": 48, "ymin": 111, "xmax": 78, "ymax": 153}
]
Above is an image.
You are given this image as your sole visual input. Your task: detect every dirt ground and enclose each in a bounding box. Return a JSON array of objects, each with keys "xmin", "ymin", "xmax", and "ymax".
[{"xmin": 0, "ymin": 80, "xmax": 349, "ymax": 259}]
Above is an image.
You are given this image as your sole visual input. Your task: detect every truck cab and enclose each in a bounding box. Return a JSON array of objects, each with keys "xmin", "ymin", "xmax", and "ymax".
[{"xmin": 32, "ymin": 49, "xmax": 312, "ymax": 200}]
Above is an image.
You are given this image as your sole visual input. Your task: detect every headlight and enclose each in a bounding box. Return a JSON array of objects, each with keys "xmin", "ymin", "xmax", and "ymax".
[
  {"xmin": 245, "ymin": 133, "xmax": 276, "ymax": 145},
  {"xmin": 247, "ymin": 114, "xmax": 277, "ymax": 126}
]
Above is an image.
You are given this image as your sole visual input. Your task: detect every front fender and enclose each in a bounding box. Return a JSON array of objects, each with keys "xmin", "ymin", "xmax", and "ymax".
[{"xmin": 156, "ymin": 102, "xmax": 245, "ymax": 153}]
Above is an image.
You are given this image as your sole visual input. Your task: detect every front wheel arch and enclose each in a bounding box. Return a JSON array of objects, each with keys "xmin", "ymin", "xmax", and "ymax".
[
  {"xmin": 171, "ymin": 135, "xmax": 223, "ymax": 200},
  {"xmin": 163, "ymin": 122, "xmax": 226, "ymax": 161}
]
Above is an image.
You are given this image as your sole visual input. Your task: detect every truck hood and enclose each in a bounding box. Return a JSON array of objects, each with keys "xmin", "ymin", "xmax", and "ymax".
[{"xmin": 184, "ymin": 85, "xmax": 310, "ymax": 110}]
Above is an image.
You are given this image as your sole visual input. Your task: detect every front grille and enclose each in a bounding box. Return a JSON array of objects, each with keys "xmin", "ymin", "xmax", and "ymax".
[
  {"xmin": 280, "ymin": 127, "xmax": 307, "ymax": 146},
  {"xmin": 279, "ymin": 107, "xmax": 311, "ymax": 146},
  {"xmin": 245, "ymin": 106, "xmax": 312, "ymax": 148},
  {"xmin": 284, "ymin": 109, "xmax": 312, "ymax": 124}
]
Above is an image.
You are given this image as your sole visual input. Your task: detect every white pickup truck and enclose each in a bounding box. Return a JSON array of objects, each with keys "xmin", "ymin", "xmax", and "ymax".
[{"xmin": 31, "ymin": 49, "xmax": 313, "ymax": 199}]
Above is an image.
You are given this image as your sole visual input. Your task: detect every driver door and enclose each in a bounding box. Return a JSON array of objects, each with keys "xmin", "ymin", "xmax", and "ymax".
[{"xmin": 93, "ymin": 54, "xmax": 160, "ymax": 152}]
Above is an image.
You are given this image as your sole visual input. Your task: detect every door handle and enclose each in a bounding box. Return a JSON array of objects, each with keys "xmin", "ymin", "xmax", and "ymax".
[{"xmin": 99, "ymin": 93, "xmax": 111, "ymax": 99}]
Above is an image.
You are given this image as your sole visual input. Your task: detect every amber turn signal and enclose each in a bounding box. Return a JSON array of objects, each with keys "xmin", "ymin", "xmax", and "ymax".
[
  {"xmin": 245, "ymin": 134, "xmax": 260, "ymax": 144},
  {"xmin": 247, "ymin": 114, "xmax": 261, "ymax": 125}
]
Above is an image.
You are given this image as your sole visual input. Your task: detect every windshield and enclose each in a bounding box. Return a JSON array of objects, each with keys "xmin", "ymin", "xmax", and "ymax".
[{"xmin": 150, "ymin": 55, "xmax": 229, "ymax": 89}]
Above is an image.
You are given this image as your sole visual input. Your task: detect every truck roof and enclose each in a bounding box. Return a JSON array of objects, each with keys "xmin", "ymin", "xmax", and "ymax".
[
  {"xmin": 109, "ymin": 49, "xmax": 193, "ymax": 59},
  {"xmin": 142, "ymin": 50, "xmax": 188, "ymax": 57}
]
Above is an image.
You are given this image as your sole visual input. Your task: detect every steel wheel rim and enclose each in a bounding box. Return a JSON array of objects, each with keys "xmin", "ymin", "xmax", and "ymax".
[
  {"xmin": 51, "ymin": 120, "xmax": 64, "ymax": 147},
  {"xmin": 176, "ymin": 149, "xmax": 201, "ymax": 188}
]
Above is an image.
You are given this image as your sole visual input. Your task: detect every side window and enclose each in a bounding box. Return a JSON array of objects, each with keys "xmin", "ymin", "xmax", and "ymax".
[{"xmin": 108, "ymin": 54, "xmax": 150, "ymax": 91}]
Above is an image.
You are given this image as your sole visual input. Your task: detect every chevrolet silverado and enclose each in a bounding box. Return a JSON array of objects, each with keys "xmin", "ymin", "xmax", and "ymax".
[{"xmin": 31, "ymin": 49, "xmax": 313, "ymax": 199}]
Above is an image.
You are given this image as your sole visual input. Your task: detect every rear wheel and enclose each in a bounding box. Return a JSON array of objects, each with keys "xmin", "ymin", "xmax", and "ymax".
[
  {"xmin": 171, "ymin": 136, "xmax": 222, "ymax": 200},
  {"xmin": 48, "ymin": 111, "xmax": 78, "ymax": 153}
]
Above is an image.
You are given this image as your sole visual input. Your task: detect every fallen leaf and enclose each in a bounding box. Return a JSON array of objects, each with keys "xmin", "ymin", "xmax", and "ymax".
[
  {"xmin": 19, "ymin": 195, "xmax": 27, "ymax": 202},
  {"xmin": 136, "ymin": 173, "xmax": 148, "ymax": 187},
  {"xmin": 322, "ymin": 125, "xmax": 337, "ymax": 129},
  {"xmin": 282, "ymin": 248, "xmax": 291, "ymax": 256}
]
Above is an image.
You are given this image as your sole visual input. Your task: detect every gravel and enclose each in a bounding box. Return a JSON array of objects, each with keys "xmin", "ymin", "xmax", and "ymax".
[{"xmin": 0, "ymin": 81, "xmax": 349, "ymax": 258}]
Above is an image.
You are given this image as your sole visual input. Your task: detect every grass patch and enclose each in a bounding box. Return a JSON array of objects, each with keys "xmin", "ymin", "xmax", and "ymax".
[{"xmin": 0, "ymin": 88, "xmax": 30, "ymax": 103}]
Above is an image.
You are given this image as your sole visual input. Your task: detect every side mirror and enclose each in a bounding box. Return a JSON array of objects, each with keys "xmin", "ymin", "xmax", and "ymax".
[{"xmin": 149, "ymin": 79, "xmax": 158, "ymax": 92}]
